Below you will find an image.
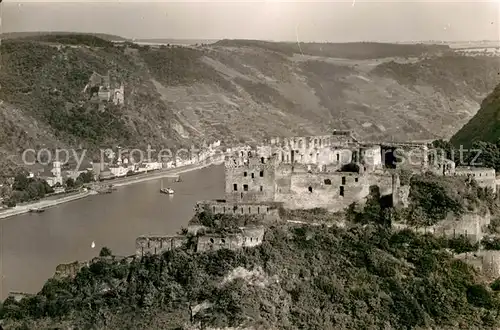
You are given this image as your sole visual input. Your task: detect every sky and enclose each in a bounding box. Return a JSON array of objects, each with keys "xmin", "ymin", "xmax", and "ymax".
[{"xmin": 2, "ymin": 1, "xmax": 500, "ymax": 42}]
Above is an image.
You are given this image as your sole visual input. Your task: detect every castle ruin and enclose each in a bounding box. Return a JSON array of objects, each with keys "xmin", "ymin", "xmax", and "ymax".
[{"xmin": 135, "ymin": 129, "xmax": 498, "ymax": 258}]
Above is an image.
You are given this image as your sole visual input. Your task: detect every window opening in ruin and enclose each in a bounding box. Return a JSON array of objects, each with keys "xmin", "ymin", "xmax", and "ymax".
[
  {"xmin": 355, "ymin": 178, "xmax": 359, "ymax": 182},
  {"xmin": 221, "ymin": 239, "xmax": 225, "ymax": 244},
  {"xmin": 250, "ymin": 237, "xmax": 253, "ymax": 242},
  {"xmin": 223, "ymin": 207, "xmax": 226, "ymax": 213},
  {"xmin": 340, "ymin": 186, "xmax": 344, "ymax": 197},
  {"xmin": 233, "ymin": 184, "xmax": 238, "ymax": 191},
  {"xmin": 260, "ymin": 170, "xmax": 264, "ymax": 177},
  {"xmin": 257, "ymin": 207, "xmax": 260, "ymax": 214},
  {"xmin": 336, "ymin": 154, "xmax": 340, "ymax": 161},
  {"xmin": 261, "ymin": 157, "xmax": 265, "ymax": 164},
  {"xmin": 241, "ymin": 192, "xmax": 243, "ymax": 199},
  {"xmin": 213, "ymin": 206, "xmax": 215, "ymax": 213},
  {"xmin": 308, "ymin": 186, "xmax": 313, "ymax": 193},
  {"xmin": 244, "ymin": 172, "xmax": 247, "ymax": 177},
  {"xmin": 241, "ymin": 207, "xmax": 244, "ymax": 214},
  {"xmin": 251, "ymin": 173, "xmax": 254, "ymax": 178},
  {"xmin": 244, "ymin": 184, "xmax": 249, "ymax": 191},
  {"xmin": 210, "ymin": 238, "xmax": 214, "ymax": 243},
  {"xmin": 160, "ymin": 241, "xmax": 163, "ymax": 248},
  {"xmin": 342, "ymin": 177, "xmax": 346, "ymax": 185},
  {"xmin": 324, "ymin": 179, "xmax": 332, "ymax": 185},
  {"xmin": 147, "ymin": 241, "xmax": 150, "ymax": 249},
  {"xmin": 260, "ymin": 186, "xmax": 263, "ymax": 192}
]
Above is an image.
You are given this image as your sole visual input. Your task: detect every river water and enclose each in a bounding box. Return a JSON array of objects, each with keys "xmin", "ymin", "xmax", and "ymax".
[{"xmin": 0, "ymin": 165, "xmax": 224, "ymax": 300}]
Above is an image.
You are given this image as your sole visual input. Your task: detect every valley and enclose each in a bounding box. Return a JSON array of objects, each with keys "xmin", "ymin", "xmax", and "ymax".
[{"xmin": 0, "ymin": 34, "xmax": 499, "ymax": 179}]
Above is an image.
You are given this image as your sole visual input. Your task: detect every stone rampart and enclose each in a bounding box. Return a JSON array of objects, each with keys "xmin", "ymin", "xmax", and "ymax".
[
  {"xmin": 195, "ymin": 200, "xmax": 282, "ymax": 223},
  {"xmin": 135, "ymin": 235, "xmax": 188, "ymax": 257},
  {"xmin": 393, "ymin": 210, "xmax": 491, "ymax": 243},
  {"xmin": 196, "ymin": 227, "xmax": 265, "ymax": 252}
]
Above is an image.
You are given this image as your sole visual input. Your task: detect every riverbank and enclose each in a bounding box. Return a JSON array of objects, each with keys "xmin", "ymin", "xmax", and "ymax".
[
  {"xmin": 0, "ymin": 158, "xmax": 224, "ymax": 220},
  {"xmin": 0, "ymin": 190, "xmax": 98, "ymax": 220}
]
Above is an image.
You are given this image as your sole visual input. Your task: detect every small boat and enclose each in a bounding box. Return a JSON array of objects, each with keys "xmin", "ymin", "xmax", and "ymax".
[
  {"xmin": 160, "ymin": 180, "xmax": 174, "ymax": 194},
  {"xmin": 174, "ymin": 176, "xmax": 182, "ymax": 183},
  {"xmin": 29, "ymin": 208, "xmax": 45, "ymax": 213},
  {"xmin": 160, "ymin": 188, "xmax": 175, "ymax": 194}
]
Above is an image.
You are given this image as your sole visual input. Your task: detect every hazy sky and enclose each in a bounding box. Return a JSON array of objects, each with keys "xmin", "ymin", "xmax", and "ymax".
[{"xmin": 3, "ymin": 1, "xmax": 500, "ymax": 42}]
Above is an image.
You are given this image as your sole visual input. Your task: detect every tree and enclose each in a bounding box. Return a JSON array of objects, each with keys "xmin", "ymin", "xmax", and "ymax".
[
  {"xmin": 12, "ymin": 174, "xmax": 29, "ymax": 191},
  {"xmin": 99, "ymin": 247, "xmax": 112, "ymax": 257},
  {"xmin": 65, "ymin": 178, "xmax": 75, "ymax": 188}
]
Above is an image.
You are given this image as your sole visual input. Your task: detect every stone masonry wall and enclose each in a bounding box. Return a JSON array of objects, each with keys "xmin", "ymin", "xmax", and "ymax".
[
  {"xmin": 225, "ymin": 162, "xmax": 276, "ymax": 203},
  {"xmin": 136, "ymin": 235, "xmax": 188, "ymax": 257},
  {"xmin": 195, "ymin": 200, "xmax": 282, "ymax": 223},
  {"xmin": 275, "ymin": 172, "xmax": 370, "ymax": 212},
  {"xmin": 196, "ymin": 227, "xmax": 265, "ymax": 252},
  {"xmin": 393, "ymin": 210, "xmax": 491, "ymax": 243}
]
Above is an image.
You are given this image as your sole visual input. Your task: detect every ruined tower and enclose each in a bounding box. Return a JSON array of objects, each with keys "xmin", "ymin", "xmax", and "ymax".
[{"xmin": 224, "ymin": 149, "xmax": 277, "ymax": 203}]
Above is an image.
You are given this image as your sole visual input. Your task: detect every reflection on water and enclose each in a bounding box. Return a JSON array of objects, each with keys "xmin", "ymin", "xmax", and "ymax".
[{"xmin": 0, "ymin": 165, "xmax": 224, "ymax": 300}]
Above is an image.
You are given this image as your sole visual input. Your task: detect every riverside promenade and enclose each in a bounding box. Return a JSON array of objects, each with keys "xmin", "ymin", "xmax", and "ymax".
[{"xmin": 0, "ymin": 156, "xmax": 224, "ymax": 220}]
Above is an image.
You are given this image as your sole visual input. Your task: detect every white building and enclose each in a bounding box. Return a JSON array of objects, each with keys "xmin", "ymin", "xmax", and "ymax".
[
  {"xmin": 144, "ymin": 162, "xmax": 162, "ymax": 171},
  {"xmin": 109, "ymin": 166, "xmax": 128, "ymax": 178}
]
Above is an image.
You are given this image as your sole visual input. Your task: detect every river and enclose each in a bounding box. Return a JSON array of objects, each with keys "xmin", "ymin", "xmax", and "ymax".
[{"xmin": 0, "ymin": 165, "xmax": 224, "ymax": 300}]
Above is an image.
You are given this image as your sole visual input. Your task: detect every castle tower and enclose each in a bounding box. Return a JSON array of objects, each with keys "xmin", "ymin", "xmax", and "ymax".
[{"xmin": 224, "ymin": 150, "xmax": 277, "ymax": 203}]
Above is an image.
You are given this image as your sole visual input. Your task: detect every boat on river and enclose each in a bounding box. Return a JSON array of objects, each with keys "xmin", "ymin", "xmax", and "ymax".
[
  {"xmin": 29, "ymin": 208, "xmax": 45, "ymax": 213},
  {"xmin": 160, "ymin": 181, "xmax": 174, "ymax": 194},
  {"xmin": 160, "ymin": 188, "xmax": 174, "ymax": 194}
]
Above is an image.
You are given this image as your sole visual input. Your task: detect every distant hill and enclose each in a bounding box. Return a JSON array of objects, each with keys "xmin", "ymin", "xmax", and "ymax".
[
  {"xmin": 134, "ymin": 38, "xmax": 219, "ymax": 45},
  {"xmin": 1, "ymin": 34, "xmax": 499, "ymax": 176},
  {"xmin": 451, "ymin": 84, "xmax": 500, "ymax": 146},
  {"xmin": 214, "ymin": 39, "xmax": 452, "ymax": 59},
  {"xmin": 0, "ymin": 31, "xmax": 128, "ymax": 42}
]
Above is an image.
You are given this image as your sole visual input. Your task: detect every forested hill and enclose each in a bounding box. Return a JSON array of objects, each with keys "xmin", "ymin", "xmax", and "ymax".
[
  {"xmin": 1, "ymin": 33, "xmax": 499, "ymax": 176},
  {"xmin": 451, "ymin": 83, "xmax": 500, "ymax": 147},
  {"xmin": 2, "ymin": 174, "xmax": 500, "ymax": 329}
]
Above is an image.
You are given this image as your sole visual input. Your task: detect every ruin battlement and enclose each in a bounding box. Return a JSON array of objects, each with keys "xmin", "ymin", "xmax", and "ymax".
[{"xmin": 224, "ymin": 156, "xmax": 278, "ymax": 169}]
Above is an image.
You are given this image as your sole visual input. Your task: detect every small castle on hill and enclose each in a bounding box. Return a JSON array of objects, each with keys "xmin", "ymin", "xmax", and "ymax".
[{"xmin": 83, "ymin": 71, "xmax": 124, "ymax": 107}]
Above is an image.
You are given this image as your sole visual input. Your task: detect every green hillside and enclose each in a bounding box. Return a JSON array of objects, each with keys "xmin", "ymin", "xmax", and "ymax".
[
  {"xmin": 451, "ymin": 84, "xmax": 500, "ymax": 147},
  {"xmin": 2, "ymin": 223, "xmax": 500, "ymax": 329}
]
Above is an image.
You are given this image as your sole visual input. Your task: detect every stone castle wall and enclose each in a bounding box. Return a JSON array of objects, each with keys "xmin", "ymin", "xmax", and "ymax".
[
  {"xmin": 453, "ymin": 167, "xmax": 497, "ymax": 194},
  {"xmin": 225, "ymin": 160, "xmax": 276, "ymax": 203},
  {"xmin": 196, "ymin": 227, "xmax": 265, "ymax": 252},
  {"xmin": 195, "ymin": 200, "xmax": 282, "ymax": 223},
  {"xmin": 393, "ymin": 210, "xmax": 491, "ymax": 243},
  {"xmin": 135, "ymin": 228, "xmax": 265, "ymax": 256},
  {"xmin": 457, "ymin": 250, "xmax": 500, "ymax": 279},
  {"xmin": 136, "ymin": 235, "xmax": 188, "ymax": 257},
  {"xmin": 275, "ymin": 172, "xmax": 370, "ymax": 212},
  {"xmin": 54, "ymin": 261, "xmax": 90, "ymax": 280}
]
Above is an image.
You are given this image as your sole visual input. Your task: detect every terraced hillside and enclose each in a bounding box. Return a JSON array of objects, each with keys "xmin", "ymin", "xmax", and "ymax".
[{"xmin": 1, "ymin": 35, "xmax": 499, "ymax": 174}]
